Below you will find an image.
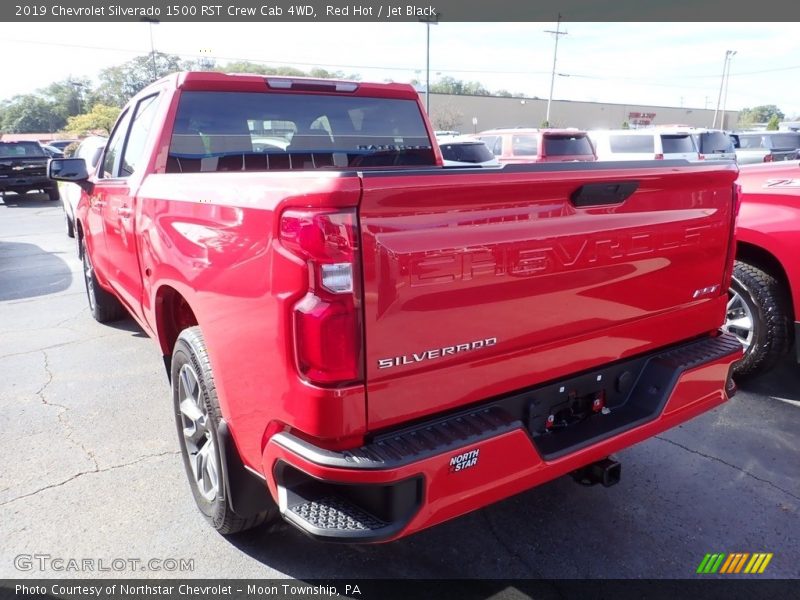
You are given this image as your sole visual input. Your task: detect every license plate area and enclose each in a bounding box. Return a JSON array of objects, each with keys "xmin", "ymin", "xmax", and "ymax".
[{"xmin": 526, "ymin": 358, "xmax": 649, "ymax": 440}]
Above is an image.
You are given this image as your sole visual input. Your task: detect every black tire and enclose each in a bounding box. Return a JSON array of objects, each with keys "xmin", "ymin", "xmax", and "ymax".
[
  {"xmin": 172, "ymin": 327, "xmax": 275, "ymax": 535},
  {"xmin": 81, "ymin": 239, "xmax": 126, "ymax": 323},
  {"xmin": 65, "ymin": 211, "xmax": 75, "ymax": 238},
  {"xmin": 727, "ymin": 261, "xmax": 791, "ymax": 377},
  {"xmin": 47, "ymin": 186, "xmax": 60, "ymax": 201}
]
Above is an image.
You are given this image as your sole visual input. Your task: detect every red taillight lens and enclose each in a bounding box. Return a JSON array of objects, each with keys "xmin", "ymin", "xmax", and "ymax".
[
  {"xmin": 280, "ymin": 209, "xmax": 362, "ymax": 385},
  {"xmin": 698, "ymin": 154, "xmax": 706, "ymax": 160},
  {"xmin": 763, "ymin": 154, "xmax": 774, "ymax": 163},
  {"xmin": 655, "ymin": 153, "xmax": 665, "ymax": 160}
]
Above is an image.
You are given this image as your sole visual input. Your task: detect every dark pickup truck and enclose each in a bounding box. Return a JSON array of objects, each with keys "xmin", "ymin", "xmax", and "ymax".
[{"xmin": 0, "ymin": 141, "xmax": 59, "ymax": 201}]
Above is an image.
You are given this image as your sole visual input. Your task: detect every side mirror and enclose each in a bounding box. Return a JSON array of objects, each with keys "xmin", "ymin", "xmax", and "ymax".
[{"xmin": 48, "ymin": 158, "xmax": 93, "ymax": 192}]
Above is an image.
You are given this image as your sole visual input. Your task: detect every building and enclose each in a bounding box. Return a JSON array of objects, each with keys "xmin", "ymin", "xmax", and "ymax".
[{"xmin": 424, "ymin": 93, "xmax": 739, "ymax": 133}]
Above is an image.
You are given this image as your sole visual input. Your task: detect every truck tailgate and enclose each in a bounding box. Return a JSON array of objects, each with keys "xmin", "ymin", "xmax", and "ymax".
[{"xmin": 358, "ymin": 162, "xmax": 738, "ymax": 430}]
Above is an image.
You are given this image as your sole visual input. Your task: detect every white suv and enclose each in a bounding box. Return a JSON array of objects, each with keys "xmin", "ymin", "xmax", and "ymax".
[{"xmin": 589, "ymin": 128, "xmax": 699, "ymax": 162}]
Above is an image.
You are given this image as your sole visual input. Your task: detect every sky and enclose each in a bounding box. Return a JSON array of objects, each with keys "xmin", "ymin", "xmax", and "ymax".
[{"xmin": 1, "ymin": 21, "xmax": 799, "ymax": 117}]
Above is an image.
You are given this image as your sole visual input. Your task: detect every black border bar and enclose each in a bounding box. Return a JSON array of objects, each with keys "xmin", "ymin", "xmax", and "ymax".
[{"xmin": 4, "ymin": 0, "xmax": 800, "ymax": 22}]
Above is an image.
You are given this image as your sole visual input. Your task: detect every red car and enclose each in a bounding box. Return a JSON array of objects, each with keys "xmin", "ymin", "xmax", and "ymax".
[
  {"xmin": 49, "ymin": 72, "xmax": 740, "ymax": 543},
  {"xmin": 726, "ymin": 160, "xmax": 800, "ymax": 375},
  {"xmin": 477, "ymin": 128, "xmax": 597, "ymax": 163}
]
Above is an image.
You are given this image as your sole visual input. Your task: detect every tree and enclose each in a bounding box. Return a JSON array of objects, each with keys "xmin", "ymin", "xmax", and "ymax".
[
  {"xmin": 737, "ymin": 105, "xmax": 785, "ymax": 128},
  {"xmin": 64, "ymin": 104, "xmax": 121, "ymax": 136},
  {"xmin": 96, "ymin": 52, "xmax": 186, "ymax": 107},
  {"xmin": 430, "ymin": 76, "xmax": 490, "ymax": 96},
  {"xmin": 0, "ymin": 95, "xmax": 63, "ymax": 133},
  {"xmin": 431, "ymin": 104, "xmax": 464, "ymax": 131},
  {"xmin": 766, "ymin": 115, "xmax": 781, "ymax": 130}
]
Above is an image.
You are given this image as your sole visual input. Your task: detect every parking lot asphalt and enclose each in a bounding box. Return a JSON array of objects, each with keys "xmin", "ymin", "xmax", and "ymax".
[{"xmin": 1, "ymin": 193, "xmax": 798, "ymax": 580}]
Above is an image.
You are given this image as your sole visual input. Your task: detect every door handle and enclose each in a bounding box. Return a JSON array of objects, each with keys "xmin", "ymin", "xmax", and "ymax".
[
  {"xmin": 570, "ymin": 181, "xmax": 639, "ymax": 207},
  {"xmin": 115, "ymin": 206, "xmax": 132, "ymax": 218}
]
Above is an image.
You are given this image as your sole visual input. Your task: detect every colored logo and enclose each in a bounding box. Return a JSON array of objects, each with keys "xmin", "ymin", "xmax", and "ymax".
[{"xmin": 696, "ymin": 553, "xmax": 773, "ymax": 574}]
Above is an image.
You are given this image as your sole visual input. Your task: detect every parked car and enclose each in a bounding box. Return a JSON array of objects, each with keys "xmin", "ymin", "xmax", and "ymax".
[
  {"xmin": 436, "ymin": 135, "xmax": 500, "ymax": 167},
  {"xmin": 0, "ymin": 141, "xmax": 59, "ymax": 200},
  {"xmin": 689, "ymin": 128, "xmax": 737, "ymax": 162},
  {"xmin": 477, "ymin": 128, "xmax": 596, "ymax": 163},
  {"xmin": 44, "ymin": 139, "xmax": 79, "ymax": 152},
  {"xmin": 39, "ymin": 144, "xmax": 65, "ymax": 158},
  {"xmin": 58, "ymin": 135, "xmax": 106, "ymax": 238},
  {"xmin": 589, "ymin": 128, "xmax": 699, "ymax": 162},
  {"xmin": 726, "ymin": 160, "xmax": 800, "ymax": 376},
  {"xmin": 49, "ymin": 71, "xmax": 741, "ymax": 543},
  {"xmin": 733, "ymin": 131, "xmax": 800, "ymax": 164}
]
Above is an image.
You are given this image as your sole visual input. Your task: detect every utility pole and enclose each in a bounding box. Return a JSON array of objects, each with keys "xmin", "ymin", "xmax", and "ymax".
[
  {"xmin": 420, "ymin": 14, "xmax": 440, "ymax": 115},
  {"xmin": 143, "ymin": 18, "xmax": 159, "ymax": 81},
  {"xmin": 720, "ymin": 50, "xmax": 736, "ymax": 129},
  {"xmin": 544, "ymin": 14, "xmax": 567, "ymax": 127},
  {"xmin": 713, "ymin": 50, "xmax": 734, "ymax": 128}
]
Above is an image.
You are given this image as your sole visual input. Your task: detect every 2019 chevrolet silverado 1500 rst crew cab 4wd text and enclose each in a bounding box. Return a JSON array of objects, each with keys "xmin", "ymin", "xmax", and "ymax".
[{"xmin": 49, "ymin": 72, "xmax": 741, "ymax": 542}]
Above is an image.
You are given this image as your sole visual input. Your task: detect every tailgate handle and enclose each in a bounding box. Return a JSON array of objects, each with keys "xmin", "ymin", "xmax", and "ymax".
[{"xmin": 571, "ymin": 181, "xmax": 639, "ymax": 207}]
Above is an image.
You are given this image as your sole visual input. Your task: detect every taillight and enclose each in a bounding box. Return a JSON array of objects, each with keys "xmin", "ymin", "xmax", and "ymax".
[
  {"xmin": 721, "ymin": 183, "xmax": 741, "ymax": 293},
  {"xmin": 655, "ymin": 153, "xmax": 664, "ymax": 160},
  {"xmin": 280, "ymin": 209, "xmax": 363, "ymax": 385},
  {"xmin": 763, "ymin": 154, "xmax": 774, "ymax": 163},
  {"xmin": 698, "ymin": 154, "xmax": 706, "ymax": 160}
]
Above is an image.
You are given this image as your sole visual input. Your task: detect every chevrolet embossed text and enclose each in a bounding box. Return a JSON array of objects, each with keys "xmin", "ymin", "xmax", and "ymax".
[{"xmin": 378, "ymin": 338, "xmax": 497, "ymax": 369}]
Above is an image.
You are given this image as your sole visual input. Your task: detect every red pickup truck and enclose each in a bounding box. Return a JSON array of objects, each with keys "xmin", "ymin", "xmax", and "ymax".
[{"xmin": 50, "ymin": 72, "xmax": 741, "ymax": 542}]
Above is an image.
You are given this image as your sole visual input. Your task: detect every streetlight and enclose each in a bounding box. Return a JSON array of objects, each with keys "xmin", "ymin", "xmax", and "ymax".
[
  {"xmin": 720, "ymin": 51, "xmax": 737, "ymax": 129},
  {"xmin": 420, "ymin": 14, "xmax": 440, "ymax": 114},
  {"xmin": 142, "ymin": 17, "xmax": 159, "ymax": 81},
  {"xmin": 544, "ymin": 14, "xmax": 567, "ymax": 127},
  {"xmin": 713, "ymin": 50, "xmax": 735, "ymax": 128}
]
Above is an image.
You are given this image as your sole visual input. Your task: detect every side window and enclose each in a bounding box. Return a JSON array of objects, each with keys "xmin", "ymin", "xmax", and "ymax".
[
  {"xmin": 101, "ymin": 110, "xmax": 132, "ymax": 178},
  {"xmin": 120, "ymin": 95, "xmax": 160, "ymax": 177},
  {"xmin": 512, "ymin": 134, "xmax": 538, "ymax": 156}
]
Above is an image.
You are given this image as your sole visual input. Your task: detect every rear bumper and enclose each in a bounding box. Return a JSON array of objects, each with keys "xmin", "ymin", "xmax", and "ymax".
[{"xmin": 261, "ymin": 333, "xmax": 741, "ymax": 542}]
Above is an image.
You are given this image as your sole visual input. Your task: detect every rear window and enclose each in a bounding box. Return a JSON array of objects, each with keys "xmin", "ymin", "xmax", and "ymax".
[
  {"xmin": 543, "ymin": 134, "xmax": 594, "ymax": 156},
  {"xmin": 765, "ymin": 133, "xmax": 800, "ymax": 149},
  {"xmin": 167, "ymin": 91, "xmax": 435, "ymax": 172},
  {"xmin": 511, "ymin": 134, "xmax": 538, "ymax": 156},
  {"xmin": 737, "ymin": 134, "xmax": 763, "ymax": 149},
  {"xmin": 696, "ymin": 132, "xmax": 734, "ymax": 154},
  {"xmin": 608, "ymin": 135, "xmax": 654, "ymax": 154},
  {"xmin": 439, "ymin": 141, "xmax": 494, "ymax": 163},
  {"xmin": 660, "ymin": 134, "xmax": 696, "ymax": 154},
  {"xmin": 477, "ymin": 135, "xmax": 502, "ymax": 156},
  {"xmin": 0, "ymin": 142, "xmax": 46, "ymax": 158}
]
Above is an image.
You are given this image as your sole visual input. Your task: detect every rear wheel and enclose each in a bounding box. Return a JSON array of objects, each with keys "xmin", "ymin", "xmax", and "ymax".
[
  {"xmin": 81, "ymin": 239, "xmax": 126, "ymax": 323},
  {"xmin": 47, "ymin": 186, "xmax": 60, "ymax": 201},
  {"xmin": 725, "ymin": 261, "xmax": 790, "ymax": 377},
  {"xmin": 172, "ymin": 327, "xmax": 275, "ymax": 534}
]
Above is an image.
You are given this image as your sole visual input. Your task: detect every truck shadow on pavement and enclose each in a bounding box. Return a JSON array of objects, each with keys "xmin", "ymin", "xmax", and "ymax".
[
  {"xmin": 736, "ymin": 349, "xmax": 800, "ymax": 403},
  {"xmin": 0, "ymin": 240, "xmax": 72, "ymax": 301},
  {"xmin": 0, "ymin": 192, "xmax": 59, "ymax": 209}
]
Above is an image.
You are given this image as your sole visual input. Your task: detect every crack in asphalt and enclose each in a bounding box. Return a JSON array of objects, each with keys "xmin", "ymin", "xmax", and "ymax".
[
  {"xmin": 654, "ymin": 435, "xmax": 800, "ymax": 502},
  {"xmin": 35, "ymin": 350, "xmax": 99, "ymax": 471},
  {"xmin": 0, "ymin": 451, "xmax": 181, "ymax": 508},
  {"xmin": 3, "ymin": 291, "xmax": 85, "ymax": 306},
  {"xmin": 0, "ymin": 332, "xmax": 122, "ymax": 361}
]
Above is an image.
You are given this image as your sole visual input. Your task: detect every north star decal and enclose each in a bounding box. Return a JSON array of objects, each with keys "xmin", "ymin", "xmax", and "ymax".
[
  {"xmin": 449, "ymin": 449, "xmax": 480, "ymax": 473},
  {"xmin": 377, "ymin": 338, "xmax": 497, "ymax": 369}
]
